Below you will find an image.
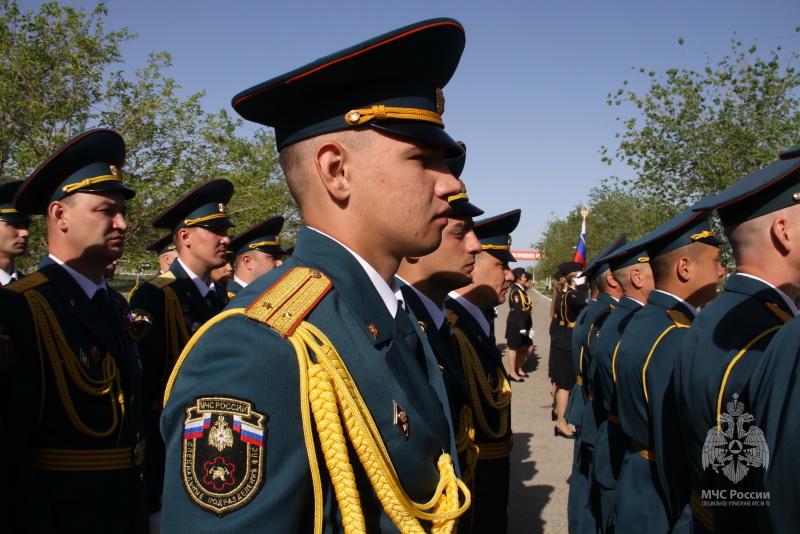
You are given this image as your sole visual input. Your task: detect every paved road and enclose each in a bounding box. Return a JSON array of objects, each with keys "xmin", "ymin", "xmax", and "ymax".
[{"xmin": 495, "ymin": 288, "xmax": 573, "ymax": 534}]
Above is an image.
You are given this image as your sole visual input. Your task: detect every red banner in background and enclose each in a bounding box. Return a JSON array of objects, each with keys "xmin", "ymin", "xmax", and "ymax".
[{"xmin": 511, "ymin": 250, "xmax": 543, "ymax": 261}]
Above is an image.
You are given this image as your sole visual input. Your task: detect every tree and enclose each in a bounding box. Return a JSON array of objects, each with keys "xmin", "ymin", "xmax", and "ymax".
[
  {"xmin": 0, "ymin": 1, "xmax": 300, "ymax": 273},
  {"xmin": 601, "ymin": 32, "xmax": 800, "ymax": 207},
  {"xmin": 533, "ymin": 186, "xmax": 673, "ymax": 282}
]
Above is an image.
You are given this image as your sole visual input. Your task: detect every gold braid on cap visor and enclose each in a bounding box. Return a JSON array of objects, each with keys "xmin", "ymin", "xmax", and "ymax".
[
  {"xmin": 249, "ymin": 241, "xmax": 281, "ymax": 249},
  {"xmin": 691, "ymin": 230, "xmax": 715, "ymax": 241},
  {"xmin": 344, "ymin": 105, "xmax": 444, "ymax": 127},
  {"xmin": 61, "ymin": 175, "xmax": 122, "ymax": 194},
  {"xmin": 482, "ymin": 244, "xmax": 510, "ymax": 251},
  {"xmin": 183, "ymin": 213, "xmax": 229, "ymax": 227},
  {"xmin": 0, "ymin": 209, "xmax": 19, "ymax": 214}
]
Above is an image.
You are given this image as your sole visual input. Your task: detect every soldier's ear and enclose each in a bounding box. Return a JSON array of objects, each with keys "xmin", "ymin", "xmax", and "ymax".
[
  {"xmin": 315, "ymin": 140, "xmax": 351, "ymax": 203},
  {"xmin": 47, "ymin": 200, "xmax": 69, "ymax": 231},
  {"xmin": 770, "ymin": 215, "xmax": 792, "ymax": 255},
  {"xmin": 676, "ymin": 256, "xmax": 691, "ymax": 282}
]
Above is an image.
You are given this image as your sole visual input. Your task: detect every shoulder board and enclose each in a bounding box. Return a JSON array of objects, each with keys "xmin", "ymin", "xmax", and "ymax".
[
  {"xmin": 147, "ymin": 271, "xmax": 177, "ymax": 289},
  {"xmin": 244, "ymin": 267, "xmax": 333, "ymax": 337},
  {"xmin": 446, "ymin": 308, "xmax": 460, "ymax": 330},
  {"xmin": 4, "ymin": 271, "xmax": 48, "ymax": 293},
  {"xmin": 666, "ymin": 309, "xmax": 692, "ymax": 328},
  {"xmin": 765, "ymin": 301, "xmax": 793, "ymax": 324}
]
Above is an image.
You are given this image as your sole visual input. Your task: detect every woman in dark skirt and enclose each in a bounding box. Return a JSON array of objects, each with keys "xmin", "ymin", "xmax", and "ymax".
[
  {"xmin": 505, "ymin": 267, "xmax": 533, "ymax": 381},
  {"xmin": 552, "ymin": 262, "xmax": 587, "ymax": 438}
]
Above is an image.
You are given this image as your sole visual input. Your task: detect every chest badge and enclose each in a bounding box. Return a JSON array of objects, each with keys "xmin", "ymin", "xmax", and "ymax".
[{"xmin": 394, "ymin": 401, "xmax": 410, "ymax": 439}]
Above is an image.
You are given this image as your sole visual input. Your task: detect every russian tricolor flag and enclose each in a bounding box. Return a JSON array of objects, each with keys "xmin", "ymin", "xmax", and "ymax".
[
  {"xmin": 572, "ymin": 217, "xmax": 587, "ymax": 269},
  {"xmin": 184, "ymin": 412, "xmax": 212, "ymax": 440},
  {"xmin": 234, "ymin": 415, "xmax": 264, "ymax": 447}
]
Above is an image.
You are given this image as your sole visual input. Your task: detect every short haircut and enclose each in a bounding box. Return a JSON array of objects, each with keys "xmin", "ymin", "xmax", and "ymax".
[{"xmin": 650, "ymin": 242, "xmax": 705, "ymax": 285}]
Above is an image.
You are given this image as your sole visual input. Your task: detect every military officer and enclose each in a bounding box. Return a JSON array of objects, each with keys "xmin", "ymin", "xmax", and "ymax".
[
  {"xmin": 506, "ymin": 267, "xmax": 533, "ymax": 381},
  {"xmin": 613, "ymin": 201, "xmax": 724, "ymax": 534},
  {"xmin": 160, "ymin": 19, "xmax": 470, "ymax": 532},
  {"xmin": 566, "ymin": 233, "xmax": 626, "ymax": 534},
  {"xmin": 226, "ymin": 215, "xmax": 287, "ymax": 297},
  {"xmin": 447, "ymin": 208, "xmax": 519, "ymax": 533},
  {"xmin": 0, "ymin": 129, "xmax": 148, "ymax": 532},
  {"xmin": 146, "ymin": 233, "xmax": 178, "ymax": 275},
  {"xmin": 128, "ymin": 178, "xmax": 235, "ymax": 505},
  {"xmin": 395, "ymin": 143, "xmax": 482, "ymax": 513},
  {"xmin": 0, "ymin": 180, "xmax": 32, "ymax": 285},
  {"xmin": 588, "ymin": 236, "xmax": 652, "ymax": 531},
  {"xmin": 675, "ymin": 153, "xmax": 800, "ymax": 533}
]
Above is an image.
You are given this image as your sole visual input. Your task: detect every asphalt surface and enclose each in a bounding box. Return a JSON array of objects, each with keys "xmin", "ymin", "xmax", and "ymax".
[{"xmin": 496, "ymin": 288, "xmax": 572, "ymax": 534}]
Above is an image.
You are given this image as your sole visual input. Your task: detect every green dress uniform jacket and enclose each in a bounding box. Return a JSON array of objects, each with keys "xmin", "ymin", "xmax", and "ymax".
[
  {"xmin": 1, "ymin": 257, "xmax": 148, "ymax": 533},
  {"xmin": 747, "ymin": 317, "xmax": 800, "ymax": 533},
  {"xmin": 613, "ymin": 290, "xmax": 695, "ymax": 534},
  {"xmin": 566, "ymin": 292, "xmax": 617, "ymax": 534},
  {"xmin": 226, "ymin": 278, "xmax": 244, "ymax": 298},
  {"xmin": 674, "ymin": 274, "xmax": 793, "ymax": 533},
  {"xmin": 159, "ymin": 228, "xmax": 461, "ymax": 533},
  {"xmin": 589, "ymin": 296, "xmax": 643, "ymax": 531},
  {"xmin": 446, "ymin": 295, "xmax": 512, "ymax": 534},
  {"xmin": 128, "ymin": 258, "xmax": 229, "ymax": 498}
]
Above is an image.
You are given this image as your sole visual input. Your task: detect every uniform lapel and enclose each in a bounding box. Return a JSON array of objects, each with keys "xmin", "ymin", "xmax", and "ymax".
[
  {"xmin": 170, "ymin": 261, "xmax": 216, "ymax": 322},
  {"xmin": 446, "ymin": 297, "xmax": 502, "ymax": 368}
]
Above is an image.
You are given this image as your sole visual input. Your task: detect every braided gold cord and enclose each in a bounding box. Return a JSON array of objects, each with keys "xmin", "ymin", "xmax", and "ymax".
[
  {"xmin": 308, "ymin": 363, "xmax": 366, "ymax": 534},
  {"xmin": 24, "ymin": 290, "xmax": 122, "ymax": 438},
  {"xmin": 295, "ymin": 322, "xmax": 469, "ymax": 533},
  {"xmin": 455, "ymin": 404, "xmax": 478, "ymax": 488},
  {"xmin": 454, "ymin": 328, "xmax": 511, "ymax": 439}
]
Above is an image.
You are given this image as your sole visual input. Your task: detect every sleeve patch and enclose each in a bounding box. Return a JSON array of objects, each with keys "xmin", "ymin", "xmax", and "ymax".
[{"xmin": 182, "ymin": 396, "xmax": 268, "ymax": 516}]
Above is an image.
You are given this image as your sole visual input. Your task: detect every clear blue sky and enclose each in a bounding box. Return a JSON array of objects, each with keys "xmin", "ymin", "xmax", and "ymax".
[{"xmin": 20, "ymin": 0, "xmax": 800, "ymax": 261}]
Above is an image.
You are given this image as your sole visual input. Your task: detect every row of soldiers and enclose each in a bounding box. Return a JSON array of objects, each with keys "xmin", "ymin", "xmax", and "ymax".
[
  {"xmin": 0, "ymin": 18, "xmax": 525, "ymax": 533},
  {"xmin": 564, "ymin": 147, "xmax": 800, "ymax": 533}
]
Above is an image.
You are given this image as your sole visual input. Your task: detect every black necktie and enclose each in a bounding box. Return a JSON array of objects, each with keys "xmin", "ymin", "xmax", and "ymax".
[
  {"xmin": 395, "ymin": 305, "xmax": 428, "ymax": 377},
  {"xmin": 206, "ymin": 289, "xmax": 219, "ymax": 311},
  {"xmin": 93, "ymin": 288, "xmax": 124, "ymax": 347}
]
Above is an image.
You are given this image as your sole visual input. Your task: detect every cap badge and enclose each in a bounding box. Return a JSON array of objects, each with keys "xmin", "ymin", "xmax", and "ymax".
[
  {"xmin": 435, "ymin": 87, "xmax": 445, "ymax": 115},
  {"xmin": 218, "ymin": 203, "xmax": 226, "ymax": 213},
  {"xmin": 793, "ymin": 192, "xmax": 800, "ymax": 202},
  {"xmin": 110, "ymin": 165, "xmax": 118, "ymax": 176}
]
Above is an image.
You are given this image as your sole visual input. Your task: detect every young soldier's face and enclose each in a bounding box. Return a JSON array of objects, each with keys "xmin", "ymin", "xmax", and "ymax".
[
  {"xmin": 182, "ymin": 226, "xmax": 231, "ymax": 270},
  {"xmin": 0, "ymin": 219, "xmax": 30, "ymax": 260},
  {"xmin": 418, "ymin": 216, "xmax": 482, "ymax": 292},
  {"xmin": 355, "ymin": 132, "xmax": 461, "ymax": 258}
]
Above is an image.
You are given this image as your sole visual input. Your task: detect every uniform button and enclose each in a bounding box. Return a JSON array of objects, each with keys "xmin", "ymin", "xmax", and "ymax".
[
  {"xmin": 140, "ymin": 472, "xmax": 144, "ymax": 481},
  {"xmin": 136, "ymin": 432, "xmax": 140, "ymax": 440}
]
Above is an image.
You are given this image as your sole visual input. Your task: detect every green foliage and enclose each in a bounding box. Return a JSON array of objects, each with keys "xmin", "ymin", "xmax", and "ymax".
[
  {"xmin": 600, "ymin": 32, "xmax": 800, "ymax": 207},
  {"xmin": 0, "ymin": 1, "xmax": 299, "ymax": 273},
  {"xmin": 533, "ymin": 186, "xmax": 677, "ymax": 281}
]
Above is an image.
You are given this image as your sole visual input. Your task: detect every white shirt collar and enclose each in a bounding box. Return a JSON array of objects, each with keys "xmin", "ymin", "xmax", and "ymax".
[
  {"xmin": 232, "ymin": 275, "xmax": 248, "ymax": 289},
  {"xmin": 308, "ymin": 227, "xmax": 400, "ymax": 317},
  {"xmin": 177, "ymin": 257, "xmax": 216, "ymax": 298},
  {"xmin": 396, "ymin": 278, "xmax": 446, "ymax": 330},
  {"xmin": 448, "ymin": 291, "xmax": 489, "ymax": 336},
  {"xmin": 734, "ymin": 272, "xmax": 799, "ymax": 317},
  {"xmin": 49, "ymin": 254, "xmax": 107, "ymax": 299},
  {"xmin": 0, "ymin": 266, "xmax": 19, "ymax": 286},
  {"xmin": 651, "ymin": 289, "xmax": 698, "ymax": 317}
]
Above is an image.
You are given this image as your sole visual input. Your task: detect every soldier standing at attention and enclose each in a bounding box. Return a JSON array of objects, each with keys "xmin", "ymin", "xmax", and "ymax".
[
  {"xmin": 566, "ymin": 233, "xmax": 626, "ymax": 534},
  {"xmin": 226, "ymin": 215, "xmax": 287, "ymax": 297},
  {"xmin": 505, "ymin": 267, "xmax": 533, "ymax": 381},
  {"xmin": 447, "ymin": 208, "xmax": 520, "ymax": 533},
  {"xmin": 0, "ymin": 129, "xmax": 149, "ymax": 532},
  {"xmin": 675, "ymin": 154, "xmax": 800, "ymax": 533},
  {"xmin": 0, "ymin": 180, "xmax": 32, "ymax": 285},
  {"xmin": 395, "ymin": 143, "xmax": 483, "ymax": 530},
  {"xmin": 159, "ymin": 19, "xmax": 470, "ymax": 532},
  {"xmin": 146, "ymin": 234, "xmax": 178, "ymax": 275},
  {"xmin": 613, "ymin": 201, "xmax": 724, "ymax": 534},
  {"xmin": 128, "ymin": 178, "xmax": 235, "ymax": 509},
  {"xmin": 588, "ymin": 236, "xmax": 652, "ymax": 532}
]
